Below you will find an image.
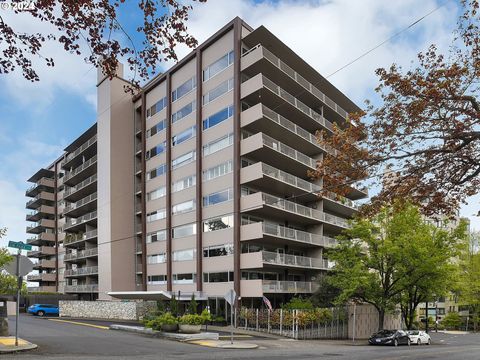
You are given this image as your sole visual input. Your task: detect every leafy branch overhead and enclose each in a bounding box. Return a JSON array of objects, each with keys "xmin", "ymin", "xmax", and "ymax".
[
  {"xmin": 314, "ymin": 0, "xmax": 480, "ymax": 215},
  {"xmin": 0, "ymin": 0, "xmax": 207, "ymax": 90}
]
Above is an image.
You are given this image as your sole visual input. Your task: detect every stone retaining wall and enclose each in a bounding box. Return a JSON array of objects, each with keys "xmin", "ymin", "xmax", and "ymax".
[{"xmin": 59, "ymin": 300, "xmax": 156, "ymax": 320}]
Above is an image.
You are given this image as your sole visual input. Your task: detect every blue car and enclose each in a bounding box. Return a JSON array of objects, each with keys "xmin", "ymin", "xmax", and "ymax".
[{"xmin": 27, "ymin": 304, "xmax": 59, "ymax": 317}]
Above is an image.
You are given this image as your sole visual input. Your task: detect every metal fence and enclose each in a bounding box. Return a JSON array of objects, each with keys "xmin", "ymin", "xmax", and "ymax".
[{"xmin": 236, "ymin": 307, "xmax": 348, "ymax": 340}]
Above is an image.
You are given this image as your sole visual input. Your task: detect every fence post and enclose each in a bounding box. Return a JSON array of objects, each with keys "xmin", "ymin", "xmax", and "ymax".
[
  {"xmin": 279, "ymin": 309, "xmax": 283, "ymax": 336},
  {"xmin": 267, "ymin": 310, "xmax": 271, "ymax": 333},
  {"xmin": 256, "ymin": 308, "xmax": 259, "ymax": 331},
  {"xmin": 245, "ymin": 309, "xmax": 248, "ymax": 330},
  {"xmin": 292, "ymin": 309, "xmax": 295, "ymax": 338}
]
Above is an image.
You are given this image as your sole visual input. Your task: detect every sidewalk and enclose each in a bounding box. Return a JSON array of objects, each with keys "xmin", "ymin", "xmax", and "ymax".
[{"xmin": 0, "ymin": 337, "xmax": 37, "ymax": 353}]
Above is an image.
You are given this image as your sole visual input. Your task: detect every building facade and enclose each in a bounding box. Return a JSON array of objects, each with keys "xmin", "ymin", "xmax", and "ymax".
[{"xmin": 26, "ymin": 18, "xmax": 367, "ymax": 306}]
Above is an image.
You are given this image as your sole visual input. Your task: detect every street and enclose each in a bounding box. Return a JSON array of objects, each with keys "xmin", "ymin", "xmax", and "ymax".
[{"xmin": 2, "ymin": 314, "xmax": 480, "ymax": 359}]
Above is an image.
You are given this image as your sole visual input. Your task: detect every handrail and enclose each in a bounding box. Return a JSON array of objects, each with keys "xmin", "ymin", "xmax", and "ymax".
[
  {"xmin": 65, "ymin": 155, "xmax": 97, "ymax": 181},
  {"xmin": 64, "ymin": 135, "xmax": 97, "ymax": 163}
]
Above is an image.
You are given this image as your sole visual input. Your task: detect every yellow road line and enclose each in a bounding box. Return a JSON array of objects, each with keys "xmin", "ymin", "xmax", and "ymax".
[
  {"xmin": 219, "ymin": 335, "xmax": 252, "ymax": 339},
  {"xmin": 0, "ymin": 337, "xmax": 28, "ymax": 346},
  {"xmin": 48, "ymin": 319, "xmax": 109, "ymax": 330}
]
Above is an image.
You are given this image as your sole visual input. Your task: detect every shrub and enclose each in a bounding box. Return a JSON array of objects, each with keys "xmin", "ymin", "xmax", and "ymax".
[
  {"xmin": 442, "ymin": 312, "xmax": 462, "ymax": 330},
  {"xmin": 179, "ymin": 309, "xmax": 211, "ymax": 325},
  {"xmin": 188, "ymin": 294, "xmax": 198, "ymax": 314},
  {"xmin": 282, "ymin": 296, "xmax": 314, "ymax": 310},
  {"xmin": 144, "ymin": 312, "xmax": 178, "ymax": 330}
]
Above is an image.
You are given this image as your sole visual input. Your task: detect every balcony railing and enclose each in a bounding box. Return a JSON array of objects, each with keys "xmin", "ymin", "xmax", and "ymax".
[
  {"xmin": 262, "ymin": 280, "xmax": 319, "ymax": 294},
  {"xmin": 64, "ymin": 135, "xmax": 97, "ymax": 164},
  {"xmin": 64, "ymin": 211, "xmax": 97, "ymax": 229},
  {"xmin": 64, "ymin": 174, "xmax": 97, "ymax": 197},
  {"xmin": 64, "ymin": 192, "xmax": 98, "ymax": 213},
  {"xmin": 64, "ymin": 229, "xmax": 98, "ymax": 245},
  {"xmin": 64, "ymin": 247, "xmax": 98, "ymax": 261},
  {"xmin": 323, "ymin": 191, "xmax": 360, "ymax": 210},
  {"xmin": 262, "ymin": 222, "xmax": 337, "ymax": 248},
  {"xmin": 64, "ymin": 284, "xmax": 99, "ymax": 293},
  {"xmin": 261, "ymin": 163, "xmax": 320, "ymax": 194},
  {"xmin": 64, "ymin": 155, "xmax": 97, "ymax": 181},
  {"xmin": 64, "ymin": 266, "xmax": 98, "ymax": 277},
  {"xmin": 25, "ymin": 177, "xmax": 54, "ymax": 195},
  {"xmin": 260, "ymin": 251, "xmax": 330, "ymax": 270},
  {"xmin": 261, "ymin": 133, "xmax": 316, "ymax": 169}
]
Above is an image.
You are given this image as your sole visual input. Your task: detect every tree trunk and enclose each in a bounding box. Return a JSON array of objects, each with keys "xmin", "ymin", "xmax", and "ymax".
[{"xmin": 378, "ymin": 309, "xmax": 385, "ymax": 331}]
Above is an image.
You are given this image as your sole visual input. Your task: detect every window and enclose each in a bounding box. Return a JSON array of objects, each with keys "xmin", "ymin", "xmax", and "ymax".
[
  {"xmin": 147, "ymin": 186, "xmax": 166, "ymax": 201},
  {"xmin": 147, "ymin": 209, "xmax": 166, "ymax": 222},
  {"xmin": 147, "ymin": 253, "xmax": 166, "ymax": 264},
  {"xmin": 172, "ymin": 223, "xmax": 196, "ymax": 238},
  {"xmin": 173, "ymin": 273, "xmax": 195, "ymax": 284},
  {"xmin": 147, "ymin": 275, "xmax": 167, "ymax": 285},
  {"xmin": 203, "ymin": 105, "xmax": 234, "ymax": 130},
  {"xmin": 147, "ymin": 96, "xmax": 167, "ymax": 118},
  {"xmin": 203, "ymin": 188, "xmax": 233, "ymax": 207},
  {"xmin": 172, "ymin": 200, "xmax": 195, "ymax": 215},
  {"xmin": 203, "ymin": 271, "xmax": 234, "ymax": 283},
  {"xmin": 146, "ymin": 164, "xmax": 167, "ymax": 180},
  {"xmin": 203, "ymin": 133, "xmax": 233, "ymax": 156},
  {"xmin": 172, "ymin": 101, "xmax": 196, "ymax": 123},
  {"xmin": 172, "ymin": 125, "xmax": 196, "ymax": 146},
  {"xmin": 172, "ymin": 175, "xmax": 196, "ymax": 193},
  {"xmin": 146, "ymin": 141, "xmax": 166, "ymax": 159},
  {"xmin": 203, "ymin": 78, "xmax": 233, "ymax": 105},
  {"xmin": 203, "ymin": 160, "xmax": 233, "ymax": 181},
  {"xmin": 172, "ymin": 76, "xmax": 196, "ymax": 102},
  {"xmin": 172, "ymin": 151, "xmax": 196, "ymax": 170},
  {"xmin": 147, "ymin": 230, "xmax": 167, "ymax": 243},
  {"xmin": 203, "ymin": 214, "xmax": 233, "ymax": 232},
  {"xmin": 173, "ymin": 249, "xmax": 195, "ymax": 262},
  {"xmin": 147, "ymin": 119, "xmax": 166, "ymax": 137},
  {"xmin": 203, "ymin": 51, "xmax": 234, "ymax": 81},
  {"xmin": 203, "ymin": 244, "xmax": 234, "ymax": 258}
]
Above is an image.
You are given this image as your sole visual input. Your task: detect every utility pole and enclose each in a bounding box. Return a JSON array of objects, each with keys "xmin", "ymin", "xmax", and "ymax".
[
  {"xmin": 15, "ymin": 250, "xmax": 20, "ymax": 347},
  {"xmin": 425, "ymin": 301, "xmax": 429, "ymax": 333}
]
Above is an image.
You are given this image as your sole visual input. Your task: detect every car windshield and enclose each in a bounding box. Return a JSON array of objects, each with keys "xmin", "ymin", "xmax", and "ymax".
[
  {"xmin": 408, "ymin": 330, "xmax": 419, "ymax": 335},
  {"xmin": 376, "ymin": 330, "xmax": 395, "ymax": 336}
]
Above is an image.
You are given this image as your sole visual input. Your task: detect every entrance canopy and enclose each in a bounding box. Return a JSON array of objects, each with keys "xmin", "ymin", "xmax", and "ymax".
[{"xmin": 107, "ymin": 291, "xmax": 208, "ymax": 301}]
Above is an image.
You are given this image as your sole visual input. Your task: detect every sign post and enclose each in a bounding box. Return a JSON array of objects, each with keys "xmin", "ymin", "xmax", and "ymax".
[{"xmin": 224, "ymin": 289, "xmax": 236, "ymax": 345}]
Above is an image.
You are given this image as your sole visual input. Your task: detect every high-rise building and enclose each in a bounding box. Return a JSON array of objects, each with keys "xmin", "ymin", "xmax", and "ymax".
[{"xmin": 25, "ymin": 17, "xmax": 367, "ymax": 307}]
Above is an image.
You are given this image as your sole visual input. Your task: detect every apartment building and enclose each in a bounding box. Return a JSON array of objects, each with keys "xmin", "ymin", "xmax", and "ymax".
[{"xmin": 26, "ymin": 17, "xmax": 367, "ymax": 306}]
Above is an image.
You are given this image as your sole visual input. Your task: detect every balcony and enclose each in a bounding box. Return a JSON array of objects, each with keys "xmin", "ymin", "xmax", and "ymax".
[
  {"xmin": 241, "ymin": 44, "xmax": 350, "ymax": 125},
  {"xmin": 64, "ymin": 266, "xmax": 99, "ymax": 277},
  {"xmin": 27, "ymin": 246, "xmax": 55, "ymax": 258},
  {"xmin": 64, "ymin": 284, "xmax": 99, "ymax": 293},
  {"xmin": 64, "ymin": 229, "xmax": 98, "ymax": 248},
  {"xmin": 62, "ymin": 135, "xmax": 97, "ymax": 170},
  {"xmin": 241, "ymin": 133, "xmax": 316, "ymax": 178},
  {"xmin": 25, "ymin": 177, "xmax": 54, "ymax": 197},
  {"xmin": 64, "ymin": 174, "xmax": 97, "ymax": 202},
  {"xmin": 32, "ymin": 259, "xmax": 56, "ymax": 270},
  {"xmin": 241, "ymin": 162, "xmax": 320, "ymax": 202},
  {"xmin": 26, "ymin": 273, "xmax": 56, "ymax": 282},
  {"xmin": 262, "ymin": 280, "xmax": 319, "ymax": 294},
  {"xmin": 241, "ymin": 221, "xmax": 337, "ymax": 248},
  {"xmin": 64, "ymin": 247, "xmax": 98, "ymax": 262},
  {"xmin": 26, "ymin": 219, "xmax": 55, "ymax": 234},
  {"xmin": 64, "ymin": 155, "xmax": 97, "ymax": 186},
  {"xmin": 241, "ymin": 73, "xmax": 330, "ymax": 133},
  {"xmin": 64, "ymin": 192, "xmax": 97, "ymax": 217},
  {"xmin": 64, "ymin": 211, "xmax": 97, "ymax": 232},
  {"xmin": 322, "ymin": 191, "xmax": 360, "ymax": 217},
  {"xmin": 28, "ymin": 285, "xmax": 57, "ymax": 293},
  {"xmin": 26, "ymin": 191, "xmax": 55, "ymax": 210},
  {"xmin": 27, "ymin": 232, "xmax": 55, "ymax": 246},
  {"xmin": 26, "ymin": 205, "xmax": 55, "ymax": 222},
  {"xmin": 241, "ymin": 251, "xmax": 330, "ymax": 271}
]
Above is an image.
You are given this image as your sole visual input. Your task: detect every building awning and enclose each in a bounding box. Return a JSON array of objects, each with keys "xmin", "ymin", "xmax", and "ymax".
[{"xmin": 107, "ymin": 291, "xmax": 208, "ymax": 301}]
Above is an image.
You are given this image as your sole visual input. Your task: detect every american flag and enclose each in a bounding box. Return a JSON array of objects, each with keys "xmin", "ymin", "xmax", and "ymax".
[{"xmin": 262, "ymin": 296, "xmax": 273, "ymax": 311}]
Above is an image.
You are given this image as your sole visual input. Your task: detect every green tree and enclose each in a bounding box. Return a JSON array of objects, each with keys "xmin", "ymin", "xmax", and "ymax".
[
  {"xmin": 188, "ymin": 294, "xmax": 198, "ymax": 315},
  {"xmin": 0, "ymin": 228, "xmax": 18, "ymax": 295},
  {"xmin": 442, "ymin": 312, "xmax": 462, "ymax": 330}
]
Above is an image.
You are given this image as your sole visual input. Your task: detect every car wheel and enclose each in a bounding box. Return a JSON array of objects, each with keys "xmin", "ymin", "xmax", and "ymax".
[
  {"xmin": 417, "ymin": 339, "xmax": 421, "ymax": 345},
  {"xmin": 427, "ymin": 339, "xmax": 431, "ymax": 345},
  {"xmin": 407, "ymin": 338, "xmax": 411, "ymax": 346},
  {"xmin": 394, "ymin": 339, "xmax": 398, "ymax": 347},
  {"xmin": 37, "ymin": 310, "xmax": 45, "ymax": 317}
]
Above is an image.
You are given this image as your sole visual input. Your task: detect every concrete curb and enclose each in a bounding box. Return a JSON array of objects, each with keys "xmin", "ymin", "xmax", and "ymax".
[
  {"xmin": 0, "ymin": 337, "xmax": 38, "ymax": 354},
  {"xmin": 188, "ymin": 340, "xmax": 259, "ymax": 349},
  {"xmin": 110, "ymin": 324, "xmax": 219, "ymax": 341}
]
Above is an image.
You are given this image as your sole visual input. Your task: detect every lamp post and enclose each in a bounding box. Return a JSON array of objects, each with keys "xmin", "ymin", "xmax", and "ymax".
[{"xmin": 435, "ymin": 301, "xmax": 438, "ymax": 333}]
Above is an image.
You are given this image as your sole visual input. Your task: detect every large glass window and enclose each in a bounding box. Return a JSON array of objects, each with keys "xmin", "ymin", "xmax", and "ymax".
[
  {"xmin": 147, "ymin": 186, "xmax": 166, "ymax": 201},
  {"xmin": 147, "ymin": 119, "xmax": 166, "ymax": 137},
  {"xmin": 172, "ymin": 175, "xmax": 196, "ymax": 193},
  {"xmin": 172, "ymin": 125, "xmax": 196, "ymax": 146},
  {"xmin": 203, "ymin": 271, "xmax": 234, "ymax": 283},
  {"xmin": 172, "ymin": 151, "xmax": 196, "ymax": 170},
  {"xmin": 147, "ymin": 275, "xmax": 167, "ymax": 285},
  {"xmin": 147, "ymin": 209, "xmax": 166, "ymax": 222},
  {"xmin": 147, "ymin": 253, "xmax": 166, "ymax": 264},
  {"xmin": 173, "ymin": 273, "xmax": 195, "ymax": 284},
  {"xmin": 203, "ymin": 188, "xmax": 233, "ymax": 207},
  {"xmin": 203, "ymin": 105, "xmax": 233, "ymax": 130},
  {"xmin": 172, "ymin": 200, "xmax": 195, "ymax": 215},
  {"xmin": 203, "ymin": 133, "xmax": 233, "ymax": 156},
  {"xmin": 173, "ymin": 249, "xmax": 195, "ymax": 262},
  {"xmin": 172, "ymin": 76, "xmax": 196, "ymax": 102},
  {"xmin": 146, "ymin": 164, "xmax": 167, "ymax": 180},
  {"xmin": 172, "ymin": 101, "xmax": 196, "ymax": 123},
  {"xmin": 203, "ymin": 214, "xmax": 233, "ymax": 232},
  {"xmin": 203, "ymin": 51, "xmax": 234, "ymax": 81},
  {"xmin": 203, "ymin": 78, "xmax": 233, "ymax": 105},
  {"xmin": 172, "ymin": 223, "xmax": 196, "ymax": 238},
  {"xmin": 146, "ymin": 230, "xmax": 167, "ymax": 243},
  {"xmin": 203, "ymin": 160, "xmax": 233, "ymax": 181},
  {"xmin": 203, "ymin": 244, "xmax": 234, "ymax": 258},
  {"xmin": 147, "ymin": 96, "xmax": 167, "ymax": 118},
  {"xmin": 146, "ymin": 141, "xmax": 166, "ymax": 159}
]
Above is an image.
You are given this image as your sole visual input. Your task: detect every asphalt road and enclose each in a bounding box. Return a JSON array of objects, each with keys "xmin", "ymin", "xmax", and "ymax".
[{"xmin": 4, "ymin": 314, "xmax": 480, "ymax": 360}]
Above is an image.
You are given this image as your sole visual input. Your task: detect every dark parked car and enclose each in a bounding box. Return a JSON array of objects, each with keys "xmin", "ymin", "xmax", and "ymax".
[
  {"xmin": 27, "ymin": 304, "xmax": 59, "ymax": 317},
  {"xmin": 369, "ymin": 329, "xmax": 411, "ymax": 346}
]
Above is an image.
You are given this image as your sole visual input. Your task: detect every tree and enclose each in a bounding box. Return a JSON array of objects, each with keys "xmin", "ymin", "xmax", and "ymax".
[
  {"xmin": 0, "ymin": 228, "xmax": 18, "ymax": 295},
  {"xmin": 313, "ymin": 0, "xmax": 480, "ymax": 216},
  {"xmin": 328, "ymin": 202, "xmax": 466, "ymax": 330},
  {"xmin": 0, "ymin": 0, "xmax": 206, "ymax": 89},
  {"xmin": 442, "ymin": 311, "xmax": 462, "ymax": 330},
  {"xmin": 188, "ymin": 294, "xmax": 198, "ymax": 314}
]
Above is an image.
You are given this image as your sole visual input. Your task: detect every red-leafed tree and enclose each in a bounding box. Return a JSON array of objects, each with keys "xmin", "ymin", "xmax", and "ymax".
[
  {"xmin": 0, "ymin": 0, "xmax": 206, "ymax": 90},
  {"xmin": 313, "ymin": 0, "xmax": 480, "ymax": 216}
]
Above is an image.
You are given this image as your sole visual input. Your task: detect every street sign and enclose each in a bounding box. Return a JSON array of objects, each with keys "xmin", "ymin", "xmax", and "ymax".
[
  {"xmin": 2, "ymin": 255, "xmax": 34, "ymax": 277},
  {"xmin": 224, "ymin": 289, "xmax": 236, "ymax": 306},
  {"xmin": 8, "ymin": 241, "xmax": 32, "ymax": 251}
]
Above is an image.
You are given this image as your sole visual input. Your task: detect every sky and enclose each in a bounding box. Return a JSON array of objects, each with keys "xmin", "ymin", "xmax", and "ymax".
[{"xmin": 0, "ymin": 0, "xmax": 476, "ymax": 249}]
